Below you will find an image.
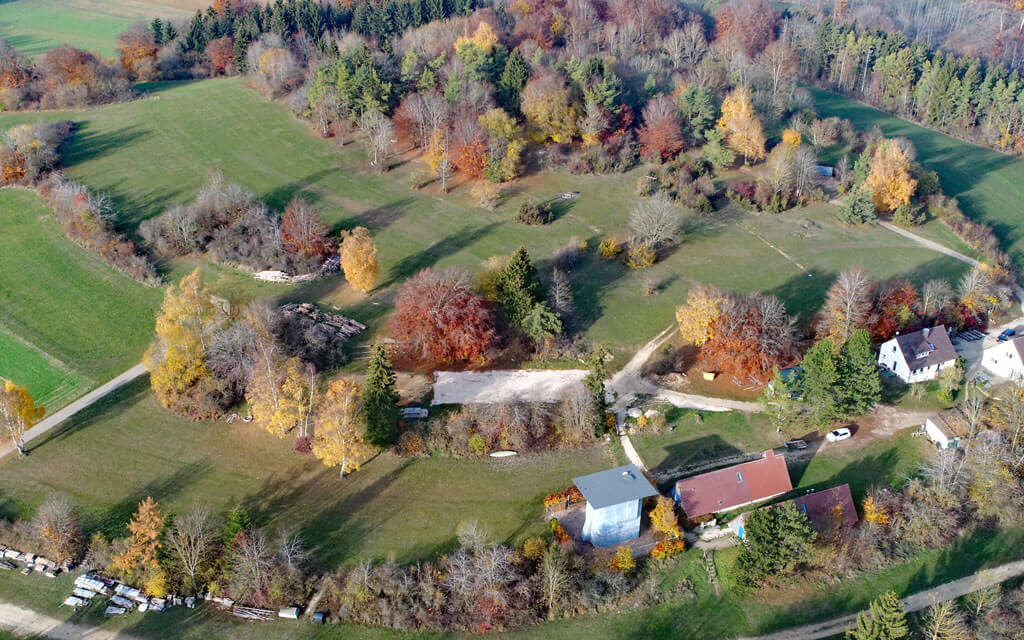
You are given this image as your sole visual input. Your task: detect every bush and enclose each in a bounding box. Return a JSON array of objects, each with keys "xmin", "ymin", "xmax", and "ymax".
[
  {"xmin": 516, "ymin": 200, "xmax": 553, "ymax": 225},
  {"xmin": 650, "ymin": 539, "xmax": 686, "ymax": 561},
  {"xmin": 396, "ymin": 431, "xmax": 427, "ymax": 457},
  {"xmin": 626, "ymin": 240, "xmax": 656, "ymax": 269},
  {"xmin": 599, "ymin": 236, "xmax": 621, "ymax": 258},
  {"xmin": 891, "ymin": 202, "xmax": 924, "ymax": 227}
]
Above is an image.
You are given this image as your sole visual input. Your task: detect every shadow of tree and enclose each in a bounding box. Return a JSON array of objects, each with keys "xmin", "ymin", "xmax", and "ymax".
[{"xmin": 384, "ymin": 222, "xmax": 500, "ymax": 286}]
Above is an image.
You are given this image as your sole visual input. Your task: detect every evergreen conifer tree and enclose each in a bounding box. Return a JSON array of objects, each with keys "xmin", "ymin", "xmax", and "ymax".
[
  {"xmin": 499, "ymin": 48, "xmax": 529, "ymax": 112},
  {"xmin": 584, "ymin": 348, "xmax": 610, "ymax": 434},
  {"xmin": 364, "ymin": 344, "xmax": 399, "ymax": 447},
  {"xmin": 801, "ymin": 339, "xmax": 842, "ymax": 425},
  {"xmin": 840, "ymin": 329, "xmax": 882, "ymax": 415},
  {"xmin": 496, "ymin": 246, "xmax": 542, "ymax": 327}
]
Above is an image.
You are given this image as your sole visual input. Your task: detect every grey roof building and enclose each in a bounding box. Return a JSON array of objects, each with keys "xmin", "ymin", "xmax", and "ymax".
[
  {"xmin": 573, "ymin": 464, "xmax": 658, "ymax": 547},
  {"xmin": 878, "ymin": 325, "xmax": 957, "ymax": 383}
]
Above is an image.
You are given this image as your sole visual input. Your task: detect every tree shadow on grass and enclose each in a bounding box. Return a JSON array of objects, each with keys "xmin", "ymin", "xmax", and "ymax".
[
  {"xmin": 331, "ymin": 197, "xmax": 417, "ymax": 235},
  {"xmin": 65, "ymin": 124, "xmax": 149, "ymax": 168},
  {"xmin": 569, "ymin": 249, "xmax": 630, "ymax": 334},
  {"xmin": 241, "ymin": 456, "xmax": 414, "ymax": 569},
  {"xmin": 383, "ymin": 222, "xmax": 500, "ymax": 286}
]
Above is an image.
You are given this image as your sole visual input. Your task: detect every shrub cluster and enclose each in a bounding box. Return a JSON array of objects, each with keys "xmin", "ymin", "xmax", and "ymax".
[
  {"xmin": 0, "ymin": 41, "xmax": 134, "ymax": 110},
  {"xmin": 139, "ymin": 171, "xmax": 331, "ymax": 274},
  {"xmin": 927, "ymin": 194, "xmax": 1010, "ymax": 267},
  {"xmin": 515, "ymin": 200, "xmax": 553, "ymax": 225}
]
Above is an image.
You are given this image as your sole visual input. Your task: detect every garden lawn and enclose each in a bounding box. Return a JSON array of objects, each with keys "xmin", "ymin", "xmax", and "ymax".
[
  {"xmin": 812, "ymin": 88, "xmax": 1024, "ymax": 272},
  {"xmin": 0, "ymin": 377, "xmax": 620, "ymax": 568},
  {"xmin": 0, "ymin": 0, "xmax": 189, "ymax": 58},
  {"xmin": 0, "ymin": 79, "xmax": 972, "ymax": 366},
  {"xmin": 0, "ymin": 188, "xmax": 161, "ymax": 403}
]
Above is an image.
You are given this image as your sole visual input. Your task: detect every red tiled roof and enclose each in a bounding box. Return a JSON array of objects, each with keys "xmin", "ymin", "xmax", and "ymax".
[
  {"xmin": 674, "ymin": 450, "xmax": 792, "ymax": 517},
  {"xmin": 792, "ymin": 484, "xmax": 858, "ymax": 531}
]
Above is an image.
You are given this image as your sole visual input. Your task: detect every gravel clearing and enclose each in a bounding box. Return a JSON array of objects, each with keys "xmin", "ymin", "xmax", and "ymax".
[{"xmin": 432, "ymin": 369, "xmax": 588, "ymax": 405}]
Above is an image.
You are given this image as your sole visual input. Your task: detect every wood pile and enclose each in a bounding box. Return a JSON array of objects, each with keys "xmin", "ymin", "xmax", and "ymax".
[{"xmin": 279, "ymin": 303, "xmax": 366, "ymax": 340}]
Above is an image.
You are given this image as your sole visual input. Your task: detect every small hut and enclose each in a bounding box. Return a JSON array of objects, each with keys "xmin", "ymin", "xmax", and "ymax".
[{"xmin": 572, "ymin": 464, "xmax": 658, "ymax": 547}]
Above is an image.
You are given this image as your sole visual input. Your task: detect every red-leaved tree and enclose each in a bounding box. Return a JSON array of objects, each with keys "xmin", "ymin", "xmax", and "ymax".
[
  {"xmin": 281, "ymin": 197, "xmax": 331, "ymax": 258},
  {"xmin": 390, "ymin": 267, "xmax": 497, "ymax": 364},
  {"xmin": 870, "ymin": 279, "xmax": 921, "ymax": 341},
  {"xmin": 638, "ymin": 95, "xmax": 684, "ymax": 161},
  {"xmin": 207, "ymin": 37, "xmax": 235, "ymax": 76},
  {"xmin": 701, "ymin": 293, "xmax": 797, "ymax": 378}
]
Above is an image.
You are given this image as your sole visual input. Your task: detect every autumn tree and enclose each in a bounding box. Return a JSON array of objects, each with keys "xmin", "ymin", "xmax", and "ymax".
[
  {"xmin": 0, "ymin": 380, "xmax": 44, "ymax": 456},
  {"xmin": 339, "ymin": 226, "xmax": 379, "ymax": 293},
  {"xmin": 117, "ymin": 24, "xmax": 158, "ymax": 80},
  {"xmin": 865, "ymin": 139, "xmax": 917, "ymax": 213},
  {"xmin": 247, "ymin": 355, "xmax": 309, "ymax": 438},
  {"xmin": 312, "ymin": 379, "xmax": 371, "ymax": 478},
  {"xmin": 391, "ymin": 267, "xmax": 497, "ymax": 364},
  {"xmin": 207, "ymin": 36, "xmax": 235, "ymax": 75},
  {"xmin": 638, "ymin": 94, "xmax": 684, "ymax": 161},
  {"xmin": 717, "ymin": 86, "xmax": 765, "ymax": 163},
  {"xmin": 701, "ymin": 293, "xmax": 797, "ymax": 378},
  {"xmin": 649, "ymin": 496, "xmax": 680, "ymax": 538},
  {"xmin": 918, "ymin": 602, "xmax": 969, "ymax": 640},
  {"xmin": 426, "ymin": 127, "xmax": 453, "ymax": 192},
  {"xmin": 715, "ymin": 0, "xmax": 777, "ymax": 57},
  {"xmin": 32, "ymin": 495, "xmax": 81, "ymax": 564},
  {"xmin": 114, "ymin": 497, "xmax": 165, "ymax": 580},
  {"xmin": 363, "ymin": 345, "xmax": 399, "ymax": 447},
  {"xmin": 281, "ymin": 197, "xmax": 330, "ymax": 258},
  {"xmin": 921, "ymin": 279, "xmax": 955, "ymax": 318},
  {"xmin": 676, "ymin": 284, "xmax": 725, "ymax": 346},
  {"xmin": 870, "ymin": 280, "xmax": 920, "ymax": 341},
  {"xmin": 819, "ymin": 268, "xmax": 875, "ymax": 344},
  {"xmin": 520, "ymin": 69, "xmax": 579, "ymax": 144}
]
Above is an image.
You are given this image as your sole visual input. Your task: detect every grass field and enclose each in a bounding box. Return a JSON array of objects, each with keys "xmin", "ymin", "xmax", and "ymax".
[
  {"xmin": 0, "ymin": 188, "xmax": 161, "ymax": 408},
  {"xmin": 812, "ymin": 88, "xmax": 1024, "ymax": 272},
  {"xmin": 0, "ymin": 0, "xmax": 189, "ymax": 58},
  {"xmin": 0, "ymin": 79, "xmax": 973, "ymax": 368}
]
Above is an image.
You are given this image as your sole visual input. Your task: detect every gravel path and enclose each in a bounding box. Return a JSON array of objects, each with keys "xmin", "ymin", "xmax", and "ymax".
[
  {"xmin": 735, "ymin": 559, "xmax": 1024, "ymax": 640},
  {"xmin": 0, "ymin": 363, "xmax": 147, "ymax": 460},
  {"xmin": 0, "ymin": 599, "xmax": 143, "ymax": 640}
]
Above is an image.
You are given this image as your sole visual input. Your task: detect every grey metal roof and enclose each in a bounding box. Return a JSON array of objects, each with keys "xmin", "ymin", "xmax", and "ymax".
[
  {"xmin": 894, "ymin": 325, "xmax": 957, "ymax": 371},
  {"xmin": 572, "ymin": 464, "xmax": 658, "ymax": 509}
]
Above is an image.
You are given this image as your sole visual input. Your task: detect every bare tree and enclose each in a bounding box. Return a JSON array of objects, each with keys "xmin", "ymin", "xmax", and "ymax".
[
  {"xmin": 919, "ymin": 601, "xmax": 970, "ymax": 640},
  {"xmin": 759, "ymin": 40, "xmax": 798, "ymax": 104},
  {"xmin": 664, "ymin": 22, "xmax": 707, "ymax": 71},
  {"xmin": 311, "ymin": 86, "xmax": 342, "ymax": 137},
  {"xmin": 793, "ymin": 146, "xmax": 819, "ymax": 196},
  {"xmin": 541, "ymin": 548, "xmax": 569, "ymax": 619},
  {"xmin": 819, "ymin": 267, "xmax": 875, "ymax": 343},
  {"xmin": 628, "ymin": 193, "xmax": 682, "ymax": 248},
  {"xmin": 228, "ymin": 529, "xmax": 273, "ymax": 602},
  {"xmin": 168, "ymin": 505, "xmax": 215, "ymax": 586},
  {"xmin": 275, "ymin": 527, "xmax": 307, "ymax": 573},
  {"xmin": 31, "ymin": 495, "xmax": 82, "ymax": 564},
  {"xmin": 549, "ymin": 268, "xmax": 575, "ymax": 319},
  {"xmin": 922, "ymin": 278, "xmax": 954, "ymax": 317},
  {"xmin": 358, "ymin": 109, "xmax": 395, "ymax": 170},
  {"xmin": 558, "ymin": 385, "xmax": 597, "ymax": 444}
]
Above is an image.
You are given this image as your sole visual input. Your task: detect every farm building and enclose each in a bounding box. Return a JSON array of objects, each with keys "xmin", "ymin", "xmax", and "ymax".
[
  {"xmin": 877, "ymin": 326, "xmax": 957, "ymax": 384},
  {"xmin": 923, "ymin": 409, "xmax": 969, "ymax": 450},
  {"xmin": 673, "ymin": 450, "xmax": 792, "ymax": 519},
  {"xmin": 572, "ymin": 465, "xmax": 658, "ymax": 548},
  {"xmin": 729, "ymin": 484, "xmax": 858, "ymax": 539},
  {"xmin": 981, "ymin": 336, "xmax": 1024, "ymax": 380}
]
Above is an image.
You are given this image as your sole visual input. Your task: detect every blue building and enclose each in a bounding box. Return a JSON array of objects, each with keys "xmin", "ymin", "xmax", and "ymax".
[{"xmin": 573, "ymin": 464, "xmax": 658, "ymax": 547}]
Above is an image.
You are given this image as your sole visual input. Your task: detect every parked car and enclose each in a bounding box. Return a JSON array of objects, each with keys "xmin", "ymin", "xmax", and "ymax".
[
  {"xmin": 826, "ymin": 428, "xmax": 852, "ymax": 443},
  {"xmin": 785, "ymin": 439, "xmax": 808, "ymax": 450},
  {"xmin": 998, "ymin": 329, "xmax": 1016, "ymax": 343}
]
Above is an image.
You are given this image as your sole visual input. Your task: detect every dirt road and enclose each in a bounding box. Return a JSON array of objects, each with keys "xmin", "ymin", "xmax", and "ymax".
[
  {"xmin": 735, "ymin": 559, "xmax": 1024, "ymax": 640},
  {"xmin": 0, "ymin": 599, "xmax": 143, "ymax": 640},
  {"xmin": 0, "ymin": 363, "xmax": 147, "ymax": 460}
]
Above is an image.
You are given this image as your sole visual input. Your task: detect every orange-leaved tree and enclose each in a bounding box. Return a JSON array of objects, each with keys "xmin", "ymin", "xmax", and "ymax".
[
  {"xmin": 281, "ymin": 197, "xmax": 330, "ymax": 258},
  {"xmin": 339, "ymin": 226, "xmax": 379, "ymax": 293},
  {"xmin": 113, "ymin": 497, "xmax": 164, "ymax": 580}
]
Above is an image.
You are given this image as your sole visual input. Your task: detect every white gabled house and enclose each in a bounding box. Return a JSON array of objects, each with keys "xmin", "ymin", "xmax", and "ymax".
[
  {"xmin": 981, "ymin": 336, "xmax": 1024, "ymax": 380},
  {"xmin": 877, "ymin": 326, "xmax": 957, "ymax": 384},
  {"xmin": 923, "ymin": 409, "xmax": 968, "ymax": 450}
]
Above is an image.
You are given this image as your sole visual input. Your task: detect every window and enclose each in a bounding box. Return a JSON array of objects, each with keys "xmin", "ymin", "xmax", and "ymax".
[{"xmin": 736, "ymin": 472, "xmax": 743, "ymax": 483}]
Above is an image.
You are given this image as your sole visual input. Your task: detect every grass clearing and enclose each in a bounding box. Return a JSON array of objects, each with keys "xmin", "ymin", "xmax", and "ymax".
[
  {"xmin": 812, "ymin": 88, "xmax": 1024, "ymax": 271},
  {"xmin": 0, "ymin": 188, "xmax": 161, "ymax": 407},
  {"xmin": 0, "ymin": 79, "xmax": 972, "ymax": 368},
  {"xmin": 0, "ymin": 0, "xmax": 189, "ymax": 58}
]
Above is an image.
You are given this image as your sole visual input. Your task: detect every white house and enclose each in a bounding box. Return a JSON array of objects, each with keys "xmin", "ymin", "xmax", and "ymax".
[
  {"xmin": 877, "ymin": 326, "xmax": 957, "ymax": 384},
  {"xmin": 981, "ymin": 336, "xmax": 1024, "ymax": 380},
  {"xmin": 923, "ymin": 409, "xmax": 968, "ymax": 450}
]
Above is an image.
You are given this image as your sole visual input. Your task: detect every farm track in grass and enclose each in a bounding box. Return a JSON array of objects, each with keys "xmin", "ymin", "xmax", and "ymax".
[
  {"xmin": 811, "ymin": 88, "xmax": 1024, "ymax": 272},
  {"xmin": 0, "ymin": 79, "xmax": 974, "ymax": 366},
  {"xmin": 0, "ymin": 0, "xmax": 191, "ymax": 58},
  {"xmin": 0, "ymin": 188, "xmax": 161, "ymax": 407}
]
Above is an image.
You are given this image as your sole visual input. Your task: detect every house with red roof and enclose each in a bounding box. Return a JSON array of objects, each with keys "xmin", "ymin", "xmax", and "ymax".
[
  {"xmin": 672, "ymin": 450, "xmax": 792, "ymax": 519},
  {"xmin": 729, "ymin": 484, "xmax": 858, "ymax": 539}
]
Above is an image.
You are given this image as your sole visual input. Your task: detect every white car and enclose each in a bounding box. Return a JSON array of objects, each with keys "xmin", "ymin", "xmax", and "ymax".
[{"xmin": 826, "ymin": 427, "xmax": 852, "ymax": 443}]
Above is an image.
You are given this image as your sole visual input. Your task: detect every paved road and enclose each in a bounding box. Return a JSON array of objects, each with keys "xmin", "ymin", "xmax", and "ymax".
[
  {"xmin": 0, "ymin": 363, "xmax": 148, "ymax": 460},
  {"xmin": 735, "ymin": 559, "xmax": 1024, "ymax": 640}
]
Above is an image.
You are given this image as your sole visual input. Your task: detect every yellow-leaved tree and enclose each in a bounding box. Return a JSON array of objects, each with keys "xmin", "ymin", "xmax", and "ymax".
[
  {"xmin": 676, "ymin": 284, "xmax": 725, "ymax": 346},
  {"xmin": 0, "ymin": 380, "xmax": 45, "ymax": 456},
  {"xmin": 520, "ymin": 70, "xmax": 580, "ymax": 144},
  {"xmin": 865, "ymin": 139, "xmax": 917, "ymax": 213},
  {"xmin": 717, "ymin": 86, "xmax": 765, "ymax": 163},
  {"xmin": 145, "ymin": 268, "xmax": 218, "ymax": 411},
  {"xmin": 649, "ymin": 496, "xmax": 680, "ymax": 538},
  {"xmin": 312, "ymin": 379, "xmax": 371, "ymax": 478},
  {"xmin": 455, "ymin": 21, "xmax": 498, "ymax": 55},
  {"xmin": 862, "ymin": 496, "xmax": 890, "ymax": 526},
  {"xmin": 339, "ymin": 226, "xmax": 379, "ymax": 293},
  {"xmin": 248, "ymin": 356, "xmax": 309, "ymax": 438},
  {"xmin": 781, "ymin": 128, "xmax": 802, "ymax": 149}
]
